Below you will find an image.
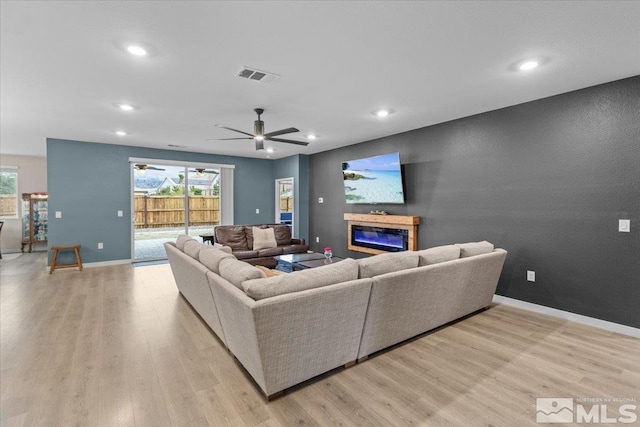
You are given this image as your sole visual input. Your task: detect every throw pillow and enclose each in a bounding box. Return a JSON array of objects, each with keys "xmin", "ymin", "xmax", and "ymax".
[
  {"xmin": 252, "ymin": 226, "xmax": 277, "ymax": 251},
  {"xmin": 200, "ymin": 247, "xmax": 235, "ymax": 274},
  {"xmin": 417, "ymin": 245, "xmax": 461, "ymax": 266},
  {"xmin": 176, "ymin": 234, "xmax": 195, "ymax": 251},
  {"xmin": 456, "ymin": 241, "xmax": 494, "ymax": 258},
  {"xmin": 255, "ymin": 265, "xmax": 285, "ymax": 278},
  {"xmin": 219, "ymin": 258, "xmax": 266, "ymax": 289},
  {"xmin": 357, "ymin": 252, "xmax": 420, "ymax": 279},
  {"xmin": 243, "ymin": 258, "xmax": 359, "ymax": 300},
  {"xmin": 183, "ymin": 240, "xmax": 203, "ymax": 260}
]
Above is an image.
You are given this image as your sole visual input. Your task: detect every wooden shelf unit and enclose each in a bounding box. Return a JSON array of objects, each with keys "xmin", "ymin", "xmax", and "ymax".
[{"xmin": 343, "ymin": 213, "xmax": 420, "ymax": 255}]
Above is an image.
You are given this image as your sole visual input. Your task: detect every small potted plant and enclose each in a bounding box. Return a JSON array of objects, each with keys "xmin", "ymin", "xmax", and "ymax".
[{"xmin": 323, "ymin": 246, "xmax": 333, "ymax": 258}]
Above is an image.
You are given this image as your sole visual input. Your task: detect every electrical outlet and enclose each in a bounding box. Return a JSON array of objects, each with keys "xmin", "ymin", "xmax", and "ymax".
[
  {"xmin": 316, "ymin": 237, "xmax": 320, "ymax": 243},
  {"xmin": 117, "ymin": 210, "xmax": 123, "ymax": 217},
  {"xmin": 256, "ymin": 208, "xmax": 260, "ymax": 214},
  {"xmin": 619, "ymin": 219, "xmax": 630, "ymax": 232},
  {"xmin": 527, "ymin": 270, "xmax": 535, "ymax": 282},
  {"xmin": 98, "ymin": 242, "xmax": 104, "ymax": 250}
]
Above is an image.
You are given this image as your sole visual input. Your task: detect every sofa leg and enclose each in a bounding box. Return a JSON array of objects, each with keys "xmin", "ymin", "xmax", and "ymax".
[
  {"xmin": 344, "ymin": 360, "xmax": 356, "ymax": 368},
  {"xmin": 357, "ymin": 355, "xmax": 368, "ymax": 363},
  {"xmin": 267, "ymin": 391, "xmax": 284, "ymax": 401}
]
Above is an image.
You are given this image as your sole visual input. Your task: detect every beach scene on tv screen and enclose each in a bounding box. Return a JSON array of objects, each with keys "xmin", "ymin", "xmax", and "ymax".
[{"xmin": 342, "ymin": 152, "xmax": 404, "ymax": 204}]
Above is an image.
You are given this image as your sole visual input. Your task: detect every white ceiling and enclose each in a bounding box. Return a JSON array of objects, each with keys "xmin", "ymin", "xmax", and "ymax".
[{"xmin": 1, "ymin": 1, "xmax": 639, "ymax": 160}]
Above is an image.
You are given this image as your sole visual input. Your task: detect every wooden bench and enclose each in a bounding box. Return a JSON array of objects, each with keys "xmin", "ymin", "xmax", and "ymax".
[{"xmin": 50, "ymin": 244, "xmax": 83, "ymax": 274}]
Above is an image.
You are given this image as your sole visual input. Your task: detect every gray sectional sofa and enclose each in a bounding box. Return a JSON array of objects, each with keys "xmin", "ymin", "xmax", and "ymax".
[{"xmin": 165, "ymin": 236, "xmax": 507, "ymax": 399}]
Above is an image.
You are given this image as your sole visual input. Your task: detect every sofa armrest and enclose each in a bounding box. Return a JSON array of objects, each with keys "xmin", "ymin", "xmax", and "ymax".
[{"xmin": 291, "ymin": 238, "xmax": 305, "ymax": 245}]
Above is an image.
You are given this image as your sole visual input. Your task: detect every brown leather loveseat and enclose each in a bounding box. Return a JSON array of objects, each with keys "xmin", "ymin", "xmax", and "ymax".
[{"xmin": 213, "ymin": 224, "xmax": 308, "ymax": 268}]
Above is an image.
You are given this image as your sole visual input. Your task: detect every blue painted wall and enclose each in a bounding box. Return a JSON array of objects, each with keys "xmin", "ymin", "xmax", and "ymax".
[
  {"xmin": 47, "ymin": 138, "xmax": 279, "ymax": 264},
  {"xmin": 273, "ymin": 154, "xmax": 310, "ymax": 243}
]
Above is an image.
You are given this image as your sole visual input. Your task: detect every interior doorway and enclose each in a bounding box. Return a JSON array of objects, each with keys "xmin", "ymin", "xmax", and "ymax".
[
  {"xmin": 275, "ymin": 177, "xmax": 294, "ymax": 235},
  {"xmin": 131, "ymin": 161, "xmax": 221, "ymax": 261}
]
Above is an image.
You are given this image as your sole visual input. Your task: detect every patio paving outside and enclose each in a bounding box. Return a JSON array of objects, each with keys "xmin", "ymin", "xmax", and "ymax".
[{"xmin": 134, "ymin": 225, "xmax": 214, "ymax": 260}]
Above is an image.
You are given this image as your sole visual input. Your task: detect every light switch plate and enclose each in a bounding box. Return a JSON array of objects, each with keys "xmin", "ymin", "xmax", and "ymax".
[
  {"xmin": 318, "ymin": 197, "xmax": 324, "ymax": 204},
  {"xmin": 55, "ymin": 211, "xmax": 62, "ymax": 218},
  {"xmin": 316, "ymin": 237, "xmax": 320, "ymax": 243},
  {"xmin": 619, "ymin": 219, "xmax": 630, "ymax": 232},
  {"xmin": 527, "ymin": 270, "xmax": 536, "ymax": 282},
  {"xmin": 98, "ymin": 242, "xmax": 104, "ymax": 249},
  {"xmin": 117, "ymin": 210, "xmax": 123, "ymax": 217},
  {"xmin": 255, "ymin": 208, "xmax": 260, "ymax": 214}
]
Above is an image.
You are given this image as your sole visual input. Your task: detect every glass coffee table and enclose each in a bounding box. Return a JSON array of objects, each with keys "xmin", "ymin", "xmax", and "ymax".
[{"xmin": 274, "ymin": 252, "xmax": 345, "ymax": 272}]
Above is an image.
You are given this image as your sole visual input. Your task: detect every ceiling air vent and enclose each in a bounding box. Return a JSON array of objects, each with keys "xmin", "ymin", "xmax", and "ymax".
[{"xmin": 237, "ymin": 66, "xmax": 280, "ymax": 84}]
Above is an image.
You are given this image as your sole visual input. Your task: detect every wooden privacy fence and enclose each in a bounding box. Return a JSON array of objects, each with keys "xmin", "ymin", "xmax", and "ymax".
[
  {"xmin": 135, "ymin": 195, "xmax": 220, "ymax": 229},
  {"xmin": 0, "ymin": 195, "xmax": 18, "ymax": 217},
  {"xmin": 279, "ymin": 197, "xmax": 293, "ymax": 212}
]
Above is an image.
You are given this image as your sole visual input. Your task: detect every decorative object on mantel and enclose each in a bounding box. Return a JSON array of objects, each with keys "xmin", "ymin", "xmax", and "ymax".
[
  {"xmin": 324, "ymin": 246, "xmax": 333, "ymax": 258},
  {"xmin": 368, "ymin": 210, "xmax": 388, "ymax": 215},
  {"xmin": 343, "ymin": 213, "xmax": 420, "ymax": 255}
]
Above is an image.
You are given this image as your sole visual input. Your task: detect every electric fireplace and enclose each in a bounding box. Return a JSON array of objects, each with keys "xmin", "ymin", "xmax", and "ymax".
[{"xmin": 351, "ymin": 225, "xmax": 409, "ymax": 252}]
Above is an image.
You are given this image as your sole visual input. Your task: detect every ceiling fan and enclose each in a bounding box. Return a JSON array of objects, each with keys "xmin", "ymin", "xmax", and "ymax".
[
  {"xmin": 210, "ymin": 108, "xmax": 309, "ymax": 151},
  {"xmin": 189, "ymin": 168, "xmax": 219, "ymax": 176},
  {"xmin": 134, "ymin": 164, "xmax": 165, "ymax": 172}
]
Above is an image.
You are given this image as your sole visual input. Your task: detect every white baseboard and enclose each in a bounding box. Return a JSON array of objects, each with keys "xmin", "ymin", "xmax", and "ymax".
[
  {"xmin": 45, "ymin": 258, "xmax": 132, "ymax": 271},
  {"xmin": 493, "ymin": 295, "xmax": 640, "ymax": 339}
]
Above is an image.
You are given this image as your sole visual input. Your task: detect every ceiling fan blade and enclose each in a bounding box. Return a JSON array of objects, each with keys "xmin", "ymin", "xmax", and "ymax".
[
  {"xmin": 264, "ymin": 127, "xmax": 299, "ymax": 138},
  {"xmin": 267, "ymin": 137, "xmax": 309, "ymax": 146},
  {"xmin": 215, "ymin": 124, "xmax": 254, "ymax": 137},
  {"xmin": 206, "ymin": 137, "xmax": 253, "ymax": 141},
  {"xmin": 255, "ymin": 139, "xmax": 264, "ymax": 151}
]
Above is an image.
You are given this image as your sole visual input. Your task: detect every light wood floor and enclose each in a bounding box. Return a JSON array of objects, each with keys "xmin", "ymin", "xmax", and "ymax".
[{"xmin": 1, "ymin": 253, "xmax": 638, "ymax": 426}]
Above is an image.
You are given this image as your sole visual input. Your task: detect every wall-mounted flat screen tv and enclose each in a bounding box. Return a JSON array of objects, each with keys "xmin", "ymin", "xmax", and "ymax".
[{"xmin": 342, "ymin": 152, "xmax": 405, "ymax": 204}]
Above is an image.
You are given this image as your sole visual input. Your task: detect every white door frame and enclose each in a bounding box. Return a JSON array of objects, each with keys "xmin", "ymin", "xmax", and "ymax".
[{"xmin": 275, "ymin": 177, "xmax": 294, "ymax": 236}]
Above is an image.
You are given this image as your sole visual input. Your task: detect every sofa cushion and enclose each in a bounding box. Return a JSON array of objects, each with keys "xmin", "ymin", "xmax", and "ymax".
[
  {"xmin": 176, "ymin": 234, "xmax": 195, "ymax": 251},
  {"xmin": 242, "ymin": 258, "xmax": 359, "ymax": 300},
  {"xmin": 257, "ymin": 246, "xmax": 284, "ymax": 257},
  {"xmin": 417, "ymin": 245, "xmax": 461, "ymax": 266},
  {"xmin": 183, "ymin": 240, "xmax": 203, "ymax": 260},
  {"xmin": 233, "ymin": 250, "xmax": 259, "ymax": 260},
  {"xmin": 252, "ymin": 226, "xmax": 278, "ymax": 250},
  {"xmin": 219, "ymin": 258, "xmax": 266, "ymax": 289},
  {"xmin": 272, "ymin": 225, "xmax": 292, "ymax": 246},
  {"xmin": 279, "ymin": 244, "xmax": 309, "ymax": 255},
  {"xmin": 215, "ymin": 226, "xmax": 249, "ymax": 250},
  {"xmin": 456, "ymin": 241, "xmax": 494, "ymax": 258},
  {"xmin": 200, "ymin": 247, "xmax": 235, "ymax": 274},
  {"xmin": 357, "ymin": 252, "xmax": 420, "ymax": 279}
]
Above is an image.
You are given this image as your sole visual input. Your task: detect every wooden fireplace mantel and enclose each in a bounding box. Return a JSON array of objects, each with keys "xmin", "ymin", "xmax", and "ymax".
[{"xmin": 343, "ymin": 213, "xmax": 420, "ymax": 255}]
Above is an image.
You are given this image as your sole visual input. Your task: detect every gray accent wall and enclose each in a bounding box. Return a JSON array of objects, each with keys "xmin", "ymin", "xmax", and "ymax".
[
  {"xmin": 47, "ymin": 138, "xmax": 276, "ymax": 264},
  {"xmin": 309, "ymin": 76, "xmax": 640, "ymax": 328}
]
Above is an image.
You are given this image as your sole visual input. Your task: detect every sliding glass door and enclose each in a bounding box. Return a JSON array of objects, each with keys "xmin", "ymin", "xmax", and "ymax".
[{"xmin": 131, "ymin": 161, "xmax": 221, "ymax": 261}]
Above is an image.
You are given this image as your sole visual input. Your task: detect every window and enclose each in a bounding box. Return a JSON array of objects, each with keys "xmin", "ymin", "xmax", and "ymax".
[{"xmin": 0, "ymin": 166, "xmax": 19, "ymax": 219}]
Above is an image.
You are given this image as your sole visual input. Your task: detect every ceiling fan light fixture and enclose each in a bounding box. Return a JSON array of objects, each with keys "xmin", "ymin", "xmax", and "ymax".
[
  {"xmin": 375, "ymin": 109, "xmax": 390, "ymax": 117},
  {"xmin": 307, "ymin": 134, "xmax": 317, "ymax": 140},
  {"xmin": 519, "ymin": 60, "xmax": 539, "ymax": 71},
  {"xmin": 266, "ymin": 148, "xmax": 274, "ymax": 153}
]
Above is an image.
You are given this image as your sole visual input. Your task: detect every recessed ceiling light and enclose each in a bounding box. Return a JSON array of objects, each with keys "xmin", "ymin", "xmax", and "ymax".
[
  {"xmin": 266, "ymin": 148, "xmax": 274, "ymax": 153},
  {"xmin": 126, "ymin": 44, "xmax": 148, "ymax": 57},
  {"xmin": 118, "ymin": 103, "xmax": 135, "ymax": 111},
  {"xmin": 519, "ymin": 60, "xmax": 539, "ymax": 71},
  {"xmin": 373, "ymin": 109, "xmax": 393, "ymax": 118},
  {"xmin": 307, "ymin": 134, "xmax": 317, "ymax": 140},
  {"xmin": 116, "ymin": 131, "xmax": 127, "ymax": 136}
]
